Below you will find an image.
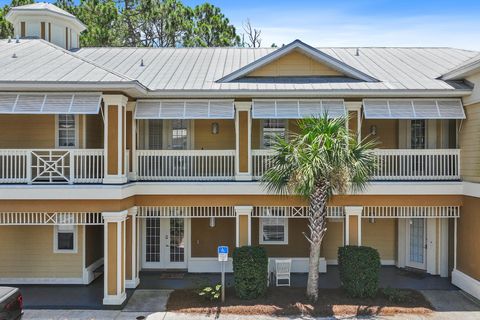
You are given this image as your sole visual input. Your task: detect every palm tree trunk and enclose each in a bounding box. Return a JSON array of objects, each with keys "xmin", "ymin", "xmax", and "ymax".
[{"xmin": 306, "ymin": 181, "xmax": 329, "ymax": 301}]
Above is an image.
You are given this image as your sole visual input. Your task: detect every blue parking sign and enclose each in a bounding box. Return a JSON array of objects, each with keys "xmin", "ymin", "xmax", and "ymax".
[{"xmin": 218, "ymin": 246, "xmax": 228, "ymax": 261}]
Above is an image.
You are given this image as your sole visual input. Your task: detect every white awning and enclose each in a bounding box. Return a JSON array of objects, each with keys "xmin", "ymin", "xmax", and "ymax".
[
  {"xmin": 135, "ymin": 100, "xmax": 234, "ymax": 119},
  {"xmin": 0, "ymin": 93, "xmax": 102, "ymax": 114},
  {"xmin": 363, "ymin": 99, "xmax": 465, "ymax": 119},
  {"xmin": 252, "ymin": 99, "xmax": 346, "ymax": 119}
]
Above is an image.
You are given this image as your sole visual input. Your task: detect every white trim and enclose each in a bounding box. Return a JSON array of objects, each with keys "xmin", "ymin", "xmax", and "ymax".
[
  {"xmin": 103, "ymin": 292, "xmax": 127, "ymax": 306},
  {"xmin": 126, "ymin": 207, "xmax": 139, "ymax": 288},
  {"xmin": 259, "ymin": 217, "xmax": 289, "ymax": 245},
  {"xmin": 187, "ymin": 257, "xmax": 327, "ymax": 273},
  {"xmin": 53, "ymin": 224, "xmax": 78, "ymax": 253},
  {"xmin": 235, "ymin": 102, "xmax": 252, "ymax": 181},
  {"xmin": 83, "ymin": 257, "xmax": 104, "ymax": 285},
  {"xmin": 0, "ymin": 181, "xmax": 464, "ymax": 200},
  {"xmin": 0, "ymin": 277, "xmax": 84, "ymax": 284},
  {"xmin": 452, "ymin": 269, "xmax": 480, "ymax": 300},
  {"xmin": 344, "ymin": 206, "xmax": 363, "ymax": 246}
]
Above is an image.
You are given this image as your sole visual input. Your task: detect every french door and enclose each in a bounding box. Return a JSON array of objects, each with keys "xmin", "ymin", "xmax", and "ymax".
[
  {"xmin": 406, "ymin": 218, "xmax": 427, "ymax": 270},
  {"xmin": 143, "ymin": 218, "xmax": 187, "ymax": 269}
]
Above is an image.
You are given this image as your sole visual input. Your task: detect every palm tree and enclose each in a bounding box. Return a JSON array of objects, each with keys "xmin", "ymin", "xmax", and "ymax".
[{"xmin": 262, "ymin": 115, "xmax": 377, "ymax": 301}]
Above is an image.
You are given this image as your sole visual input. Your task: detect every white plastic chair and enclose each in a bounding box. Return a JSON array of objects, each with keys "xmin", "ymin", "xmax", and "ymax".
[{"xmin": 274, "ymin": 259, "xmax": 292, "ymax": 286}]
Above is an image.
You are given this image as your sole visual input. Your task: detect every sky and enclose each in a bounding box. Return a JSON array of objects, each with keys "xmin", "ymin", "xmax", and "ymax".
[{"xmin": 3, "ymin": 0, "xmax": 480, "ymax": 50}]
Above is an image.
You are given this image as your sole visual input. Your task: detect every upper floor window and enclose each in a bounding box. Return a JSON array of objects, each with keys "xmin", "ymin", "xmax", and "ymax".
[
  {"xmin": 411, "ymin": 119, "xmax": 426, "ymax": 149},
  {"xmin": 57, "ymin": 114, "xmax": 77, "ymax": 148},
  {"xmin": 262, "ymin": 119, "xmax": 286, "ymax": 149}
]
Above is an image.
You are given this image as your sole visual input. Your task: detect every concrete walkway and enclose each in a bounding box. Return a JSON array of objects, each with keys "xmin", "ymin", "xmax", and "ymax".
[{"xmin": 21, "ymin": 309, "xmax": 480, "ymax": 320}]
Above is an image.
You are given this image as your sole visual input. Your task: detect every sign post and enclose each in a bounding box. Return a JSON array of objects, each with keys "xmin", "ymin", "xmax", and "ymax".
[{"xmin": 217, "ymin": 245, "xmax": 228, "ymax": 303}]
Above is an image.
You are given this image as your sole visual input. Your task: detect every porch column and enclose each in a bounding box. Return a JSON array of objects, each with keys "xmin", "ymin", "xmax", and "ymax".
[
  {"xmin": 345, "ymin": 101, "xmax": 362, "ymax": 143},
  {"xmin": 235, "ymin": 101, "xmax": 252, "ymax": 181},
  {"xmin": 235, "ymin": 206, "xmax": 252, "ymax": 246},
  {"xmin": 102, "ymin": 210, "xmax": 127, "ymax": 305},
  {"xmin": 103, "ymin": 94, "xmax": 128, "ymax": 184},
  {"xmin": 125, "ymin": 207, "xmax": 139, "ymax": 288},
  {"xmin": 126, "ymin": 102, "xmax": 137, "ymax": 181},
  {"xmin": 345, "ymin": 206, "xmax": 363, "ymax": 246}
]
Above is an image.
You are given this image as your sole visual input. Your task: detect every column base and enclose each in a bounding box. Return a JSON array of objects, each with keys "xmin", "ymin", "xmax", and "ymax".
[
  {"xmin": 127, "ymin": 172, "xmax": 137, "ymax": 181},
  {"xmin": 103, "ymin": 292, "xmax": 127, "ymax": 305},
  {"xmin": 103, "ymin": 176, "xmax": 128, "ymax": 184},
  {"xmin": 235, "ymin": 173, "xmax": 252, "ymax": 181},
  {"xmin": 125, "ymin": 277, "xmax": 140, "ymax": 289}
]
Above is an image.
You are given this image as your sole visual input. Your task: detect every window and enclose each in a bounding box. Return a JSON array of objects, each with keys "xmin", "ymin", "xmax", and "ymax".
[
  {"xmin": 262, "ymin": 119, "xmax": 286, "ymax": 149},
  {"xmin": 410, "ymin": 119, "xmax": 426, "ymax": 149},
  {"xmin": 54, "ymin": 225, "xmax": 77, "ymax": 253},
  {"xmin": 260, "ymin": 217, "xmax": 288, "ymax": 245},
  {"xmin": 170, "ymin": 119, "xmax": 188, "ymax": 150},
  {"xmin": 57, "ymin": 114, "xmax": 77, "ymax": 148}
]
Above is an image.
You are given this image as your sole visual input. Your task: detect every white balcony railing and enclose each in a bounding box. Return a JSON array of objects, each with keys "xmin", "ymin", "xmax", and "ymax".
[
  {"xmin": 252, "ymin": 149, "xmax": 460, "ymax": 181},
  {"xmin": 372, "ymin": 149, "xmax": 460, "ymax": 181},
  {"xmin": 136, "ymin": 149, "xmax": 236, "ymax": 181},
  {"xmin": 0, "ymin": 149, "xmax": 104, "ymax": 184}
]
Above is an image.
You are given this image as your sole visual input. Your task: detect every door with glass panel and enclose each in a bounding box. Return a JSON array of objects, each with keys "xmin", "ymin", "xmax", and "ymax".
[
  {"xmin": 410, "ymin": 120, "xmax": 426, "ymax": 176},
  {"xmin": 143, "ymin": 217, "xmax": 187, "ymax": 269},
  {"xmin": 406, "ymin": 218, "xmax": 427, "ymax": 270}
]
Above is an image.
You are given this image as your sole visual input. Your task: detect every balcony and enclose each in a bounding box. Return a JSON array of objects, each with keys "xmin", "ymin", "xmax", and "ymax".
[
  {"xmin": 253, "ymin": 149, "xmax": 461, "ymax": 181},
  {"xmin": 0, "ymin": 149, "xmax": 104, "ymax": 184},
  {"xmin": 136, "ymin": 149, "xmax": 235, "ymax": 181}
]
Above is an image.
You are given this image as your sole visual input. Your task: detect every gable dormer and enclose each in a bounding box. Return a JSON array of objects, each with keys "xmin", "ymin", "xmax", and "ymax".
[
  {"xmin": 6, "ymin": 2, "xmax": 86, "ymax": 50},
  {"xmin": 219, "ymin": 39, "xmax": 377, "ymax": 83},
  {"xmin": 248, "ymin": 50, "xmax": 343, "ymax": 77}
]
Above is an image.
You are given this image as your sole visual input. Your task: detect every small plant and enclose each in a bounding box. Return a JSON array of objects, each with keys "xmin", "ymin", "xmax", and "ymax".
[
  {"xmin": 198, "ymin": 284, "xmax": 222, "ymax": 301},
  {"xmin": 383, "ymin": 287, "xmax": 409, "ymax": 303}
]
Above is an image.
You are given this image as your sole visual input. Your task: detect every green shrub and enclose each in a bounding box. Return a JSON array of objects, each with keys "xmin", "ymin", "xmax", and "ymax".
[
  {"xmin": 382, "ymin": 287, "xmax": 409, "ymax": 303},
  {"xmin": 198, "ymin": 284, "xmax": 222, "ymax": 301},
  {"xmin": 338, "ymin": 245, "xmax": 381, "ymax": 298},
  {"xmin": 232, "ymin": 246, "xmax": 268, "ymax": 299}
]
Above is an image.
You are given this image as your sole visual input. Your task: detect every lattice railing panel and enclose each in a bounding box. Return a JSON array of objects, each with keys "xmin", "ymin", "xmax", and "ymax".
[
  {"xmin": 138, "ymin": 206, "xmax": 236, "ymax": 218},
  {"xmin": 362, "ymin": 206, "xmax": 459, "ymax": 218},
  {"xmin": 0, "ymin": 212, "xmax": 103, "ymax": 225},
  {"xmin": 252, "ymin": 206, "xmax": 344, "ymax": 218}
]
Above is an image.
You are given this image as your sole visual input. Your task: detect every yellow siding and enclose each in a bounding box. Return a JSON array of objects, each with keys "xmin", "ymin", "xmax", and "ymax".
[
  {"xmin": 0, "ymin": 115, "xmax": 56, "ymax": 148},
  {"xmin": 361, "ymin": 119, "xmax": 398, "ymax": 149},
  {"xmin": 460, "ymin": 103, "xmax": 480, "ymax": 182},
  {"xmin": 321, "ymin": 220, "xmax": 344, "ymax": 260},
  {"xmin": 194, "ymin": 119, "xmax": 235, "ymax": 150},
  {"xmin": 0, "ymin": 225, "xmax": 83, "ymax": 278},
  {"xmin": 362, "ymin": 218, "xmax": 397, "ymax": 261},
  {"xmin": 248, "ymin": 51, "xmax": 343, "ymax": 77}
]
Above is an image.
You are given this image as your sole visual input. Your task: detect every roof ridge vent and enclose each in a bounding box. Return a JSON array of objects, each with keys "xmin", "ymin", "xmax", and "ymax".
[
  {"xmin": 355, "ymin": 48, "xmax": 360, "ymax": 56},
  {"xmin": 12, "ymin": 53, "xmax": 17, "ymax": 58},
  {"xmin": 140, "ymin": 58, "xmax": 144, "ymax": 67}
]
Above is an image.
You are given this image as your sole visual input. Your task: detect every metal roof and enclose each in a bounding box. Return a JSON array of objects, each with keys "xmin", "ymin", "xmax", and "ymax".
[
  {"xmin": 0, "ymin": 38, "xmax": 478, "ymax": 97},
  {"xmin": 6, "ymin": 3, "xmax": 86, "ymax": 31},
  {"xmin": 75, "ymin": 45, "xmax": 477, "ymax": 93},
  {"xmin": 0, "ymin": 39, "xmax": 144, "ymax": 88}
]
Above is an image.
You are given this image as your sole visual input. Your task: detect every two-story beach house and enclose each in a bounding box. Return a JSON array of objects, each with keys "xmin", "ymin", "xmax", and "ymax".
[{"xmin": 0, "ymin": 3, "xmax": 479, "ymax": 306}]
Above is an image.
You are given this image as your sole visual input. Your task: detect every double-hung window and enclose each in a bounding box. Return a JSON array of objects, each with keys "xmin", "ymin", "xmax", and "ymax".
[
  {"xmin": 57, "ymin": 114, "xmax": 77, "ymax": 148},
  {"xmin": 262, "ymin": 119, "xmax": 286, "ymax": 149},
  {"xmin": 260, "ymin": 215, "xmax": 288, "ymax": 245},
  {"xmin": 54, "ymin": 224, "xmax": 77, "ymax": 253}
]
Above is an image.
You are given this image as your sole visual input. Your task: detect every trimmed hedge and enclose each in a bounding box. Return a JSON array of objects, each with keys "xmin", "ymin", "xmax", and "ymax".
[
  {"xmin": 338, "ymin": 245, "xmax": 381, "ymax": 298},
  {"xmin": 232, "ymin": 246, "xmax": 268, "ymax": 299}
]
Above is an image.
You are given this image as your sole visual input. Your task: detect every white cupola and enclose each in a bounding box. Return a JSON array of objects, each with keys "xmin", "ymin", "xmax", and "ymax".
[{"xmin": 6, "ymin": 2, "xmax": 86, "ymax": 50}]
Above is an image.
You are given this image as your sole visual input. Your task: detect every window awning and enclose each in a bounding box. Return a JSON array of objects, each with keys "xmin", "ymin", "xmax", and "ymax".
[
  {"xmin": 135, "ymin": 100, "xmax": 234, "ymax": 119},
  {"xmin": 363, "ymin": 99, "xmax": 465, "ymax": 119},
  {"xmin": 252, "ymin": 99, "xmax": 346, "ymax": 119},
  {"xmin": 0, "ymin": 93, "xmax": 102, "ymax": 114}
]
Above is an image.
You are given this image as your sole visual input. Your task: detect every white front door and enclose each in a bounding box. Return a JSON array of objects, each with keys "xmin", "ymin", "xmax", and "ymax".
[
  {"xmin": 143, "ymin": 217, "xmax": 187, "ymax": 269},
  {"xmin": 406, "ymin": 218, "xmax": 427, "ymax": 270}
]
